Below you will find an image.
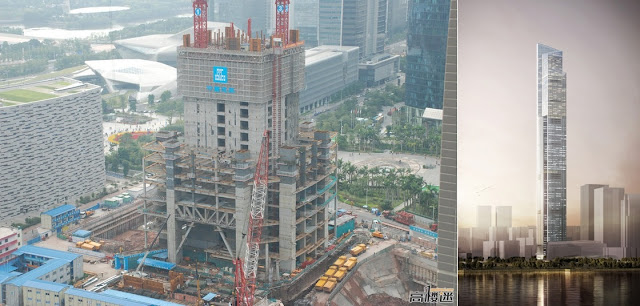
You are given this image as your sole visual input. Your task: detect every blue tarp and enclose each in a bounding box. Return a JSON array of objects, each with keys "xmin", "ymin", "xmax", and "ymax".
[
  {"xmin": 203, "ymin": 293, "xmax": 217, "ymax": 301},
  {"xmin": 136, "ymin": 258, "xmax": 176, "ymax": 270},
  {"xmin": 73, "ymin": 230, "xmax": 92, "ymax": 238}
]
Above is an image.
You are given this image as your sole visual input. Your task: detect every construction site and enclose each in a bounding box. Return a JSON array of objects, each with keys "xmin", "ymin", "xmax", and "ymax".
[
  {"xmin": 25, "ymin": 1, "xmax": 445, "ymax": 305},
  {"xmin": 137, "ymin": 0, "xmax": 338, "ymax": 304}
]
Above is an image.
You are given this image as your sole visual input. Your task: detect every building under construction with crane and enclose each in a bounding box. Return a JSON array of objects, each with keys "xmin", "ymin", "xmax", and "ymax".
[{"xmin": 142, "ymin": 0, "xmax": 337, "ymax": 289}]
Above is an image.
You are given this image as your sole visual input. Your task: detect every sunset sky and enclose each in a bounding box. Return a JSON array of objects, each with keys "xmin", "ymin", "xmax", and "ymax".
[{"xmin": 458, "ymin": 0, "xmax": 640, "ymax": 227}]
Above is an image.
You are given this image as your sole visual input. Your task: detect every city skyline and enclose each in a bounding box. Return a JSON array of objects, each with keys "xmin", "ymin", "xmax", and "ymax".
[{"xmin": 459, "ymin": 0, "xmax": 640, "ymax": 228}]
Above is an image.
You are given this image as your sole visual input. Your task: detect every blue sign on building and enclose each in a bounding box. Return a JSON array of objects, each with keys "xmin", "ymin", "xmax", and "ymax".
[
  {"xmin": 410, "ymin": 225, "xmax": 438, "ymax": 239},
  {"xmin": 213, "ymin": 66, "xmax": 228, "ymax": 83}
]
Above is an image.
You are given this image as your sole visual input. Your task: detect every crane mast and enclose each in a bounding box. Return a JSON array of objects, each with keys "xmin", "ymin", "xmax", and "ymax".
[{"xmin": 234, "ymin": 130, "xmax": 270, "ymax": 306}]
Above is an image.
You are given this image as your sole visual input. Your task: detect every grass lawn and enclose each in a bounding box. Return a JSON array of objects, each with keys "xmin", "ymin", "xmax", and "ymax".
[
  {"xmin": 5, "ymin": 65, "xmax": 87, "ymax": 86},
  {"xmin": 0, "ymin": 89, "xmax": 57, "ymax": 102}
]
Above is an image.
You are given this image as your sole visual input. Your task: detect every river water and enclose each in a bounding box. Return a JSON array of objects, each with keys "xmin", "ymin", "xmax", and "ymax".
[{"xmin": 459, "ymin": 271, "xmax": 640, "ymax": 306}]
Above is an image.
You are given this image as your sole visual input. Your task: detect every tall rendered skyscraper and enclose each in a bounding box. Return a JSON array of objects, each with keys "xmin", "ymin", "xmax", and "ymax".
[
  {"xmin": 536, "ymin": 44, "xmax": 567, "ymax": 258},
  {"xmin": 405, "ymin": 0, "xmax": 451, "ymax": 112},
  {"xmin": 436, "ymin": 0, "xmax": 456, "ymax": 301}
]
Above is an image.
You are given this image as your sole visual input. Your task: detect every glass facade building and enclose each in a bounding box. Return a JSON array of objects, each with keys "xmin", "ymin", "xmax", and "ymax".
[
  {"xmin": 405, "ymin": 0, "xmax": 451, "ymax": 110},
  {"xmin": 293, "ymin": 0, "xmax": 320, "ymax": 47},
  {"xmin": 536, "ymin": 44, "xmax": 567, "ymax": 257},
  {"xmin": 318, "ymin": 0, "xmax": 344, "ymax": 46}
]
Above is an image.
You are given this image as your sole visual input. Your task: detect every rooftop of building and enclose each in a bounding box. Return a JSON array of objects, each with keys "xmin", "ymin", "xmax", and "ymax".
[
  {"xmin": 0, "ymin": 271, "xmax": 21, "ymax": 284},
  {"xmin": 0, "ymin": 77, "xmax": 97, "ymax": 108},
  {"xmin": 65, "ymin": 288, "xmax": 149, "ymax": 306},
  {"xmin": 114, "ymin": 23, "xmax": 234, "ymax": 54},
  {"xmin": 361, "ymin": 53, "xmax": 400, "ymax": 65},
  {"xmin": 85, "ymin": 59, "xmax": 177, "ymax": 88},
  {"xmin": 41, "ymin": 204, "xmax": 77, "ymax": 217},
  {"xmin": 12, "ymin": 245, "xmax": 82, "ymax": 262},
  {"xmin": 102, "ymin": 289, "xmax": 185, "ymax": 306},
  {"xmin": 305, "ymin": 45, "xmax": 359, "ymax": 66},
  {"xmin": 5, "ymin": 258, "xmax": 68, "ymax": 287},
  {"xmin": 422, "ymin": 107, "xmax": 443, "ymax": 121},
  {"xmin": 0, "ymin": 227, "xmax": 18, "ymax": 238},
  {"xmin": 23, "ymin": 279, "xmax": 71, "ymax": 292}
]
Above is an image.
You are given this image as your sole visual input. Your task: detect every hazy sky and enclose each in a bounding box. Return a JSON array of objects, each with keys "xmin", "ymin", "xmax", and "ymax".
[{"xmin": 458, "ymin": 0, "xmax": 640, "ymax": 228}]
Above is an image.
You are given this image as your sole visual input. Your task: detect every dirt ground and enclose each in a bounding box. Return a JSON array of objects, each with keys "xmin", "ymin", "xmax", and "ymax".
[
  {"xmin": 102, "ymin": 230, "xmax": 159, "ymax": 254},
  {"xmin": 364, "ymin": 293, "xmax": 412, "ymax": 306}
]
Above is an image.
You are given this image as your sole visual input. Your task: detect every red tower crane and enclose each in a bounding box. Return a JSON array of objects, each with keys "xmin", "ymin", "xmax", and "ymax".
[
  {"xmin": 193, "ymin": 0, "xmax": 208, "ymax": 48},
  {"xmin": 234, "ymin": 130, "xmax": 270, "ymax": 306},
  {"xmin": 274, "ymin": 0, "xmax": 290, "ymax": 45}
]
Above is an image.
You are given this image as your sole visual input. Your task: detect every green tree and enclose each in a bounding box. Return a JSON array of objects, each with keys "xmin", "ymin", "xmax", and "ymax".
[
  {"xmin": 380, "ymin": 200, "xmax": 393, "ymax": 211},
  {"xmin": 160, "ymin": 90, "xmax": 172, "ymax": 103},
  {"xmin": 123, "ymin": 162, "xmax": 130, "ymax": 177},
  {"xmin": 129, "ymin": 99, "xmax": 137, "ymax": 112},
  {"xmin": 148, "ymin": 94, "xmax": 155, "ymax": 105}
]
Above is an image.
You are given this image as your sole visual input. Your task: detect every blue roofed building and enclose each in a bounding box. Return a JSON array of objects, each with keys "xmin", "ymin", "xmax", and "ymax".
[
  {"xmin": 22, "ymin": 279, "xmax": 71, "ymax": 306},
  {"xmin": 102, "ymin": 289, "xmax": 185, "ymax": 306},
  {"xmin": 41, "ymin": 204, "xmax": 80, "ymax": 232},
  {"xmin": 64, "ymin": 288, "xmax": 149, "ymax": 306},
  {"xmin": 0, "ymin": 245, "xmax": 83, "ymax": 306}
]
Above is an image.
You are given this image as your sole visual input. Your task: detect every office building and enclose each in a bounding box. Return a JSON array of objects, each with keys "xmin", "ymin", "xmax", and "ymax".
[
  {"xmin": 143, "ymin": 15, "xmax": 337, "ymax": 275},
  {"xmin": 0, "ymin": 78, "xmax": 104, "ymax": 218},
  {"xmin": 405, "ymin": 0, "xmax": 451, "ymax": 112},
  {"xmin": 0, "ymin": 246, "xmax": 83, "ymax": 306},
  {"xmin": 536, "ymin": 44, "xmax": 567, "ymax": 258},
  {"xmin": 387, "ymin": 0, "xmax": 408, "ymax": 35},
  {"xmin": 546, "ymin": 241, "xmax": 605, "ymax": 260},
  {"xmin": 495, "ymin": 206, "xmax": 512, "ymax": 228},
  {"xmin": 318, "ymin": 0, "xmax": 343, "ymax": 46},
  {"xmin": 292, "ymin": 0, "xmax": 320, "ymax": 47},
  {"xmin": 436, "ymin": 1, "xmax": 456, "ymax": 299},
  {"xmin": 300, "ymin": 45, "xmax": 360, "ymax": 112},
  {"xmin": 358, "ymin": 53, "xmax": 400, "ymax": 87},
  {"xmin": 580, "ymin": 184, "xmax": 608, "ymax": 240},
  {"xmin": 457, "ymin": 227, "xmax": 471, "ymax": 256},
  {"xmin": 318, "ymin": 0, "xmax": 387, "ymax": 60},
  {"xmin": 469, "ymin": 227, "xmax": 488, "ymax": 258},
  {"xmin": 622, "ymin": 194, "xmax": 640, "ymax": 258},
  {"xmin": 364, "ymin": 0, "xmax": 388, "ymax": 56},
  {"xmin": 339, "ymin": 0, "xmax": 367, "ymax": 58},
  {"xmin": 594, "ymin": 186, "xmax": 625, "ymax": 248},
  {"xmin": 476, "ymin": 206, "xmax": 492, "ymax": 228},
  {"xmin": 40, "ymin": 204, "xmax": 81, "ymax": 233},
  {"xmin": 566, "ymin": 225, "xmax": 581, "ymax": 241}
]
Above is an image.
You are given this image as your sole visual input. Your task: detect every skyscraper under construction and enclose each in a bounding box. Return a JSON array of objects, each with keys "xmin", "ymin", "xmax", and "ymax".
[{"xmin": 142, "ymin": 0, "xmax": 337, "ymax": 278}]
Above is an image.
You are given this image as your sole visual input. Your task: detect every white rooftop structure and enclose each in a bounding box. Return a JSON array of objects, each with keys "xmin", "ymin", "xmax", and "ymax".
[
  {"xmin": 422, "ymin": 107, "xmax": 443, "ymax": 121},
  {"xmin": 85, "ymin": 59, "xmax": 176, "ymax": 101},
  {"xmin": 114, "ymin": 22, "xmax": 239, "ymax": 66}
]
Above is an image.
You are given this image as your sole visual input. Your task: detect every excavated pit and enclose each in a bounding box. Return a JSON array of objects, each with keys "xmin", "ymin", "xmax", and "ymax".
[{"xmin": 300, "ymin": 244, "xmax": 434, "ymax": 306}]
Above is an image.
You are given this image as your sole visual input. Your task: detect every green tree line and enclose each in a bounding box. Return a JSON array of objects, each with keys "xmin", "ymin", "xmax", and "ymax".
[
  {"xmin": 337, "ymin": 159, "xmax": 438, "ymax": 217},
  {"xmin": 459, "ymin": 256, "xmax": 640, "ymax": 270}
]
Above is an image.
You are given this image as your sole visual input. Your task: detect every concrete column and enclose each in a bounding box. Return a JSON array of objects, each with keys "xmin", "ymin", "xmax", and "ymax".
[
  {"xmin": 166, "ymin": 189, "xmax": 182, "ymax": 263},
  {"xmin": 279, "ymin": 181, "xmax": 297, "ymax": 272}
]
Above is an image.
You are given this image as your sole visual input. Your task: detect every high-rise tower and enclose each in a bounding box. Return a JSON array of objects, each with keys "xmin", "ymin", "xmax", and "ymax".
[
  {"xmin": 142, "ymin": 1, "xmax": 337, "ymax": 280},
  {"xmin": 536, "ymin": 44, "xmax": 567, "ymax": 258},
  {"xmin": 405, "ymin": 0, "xmax": 451, "ymax": 113}
]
